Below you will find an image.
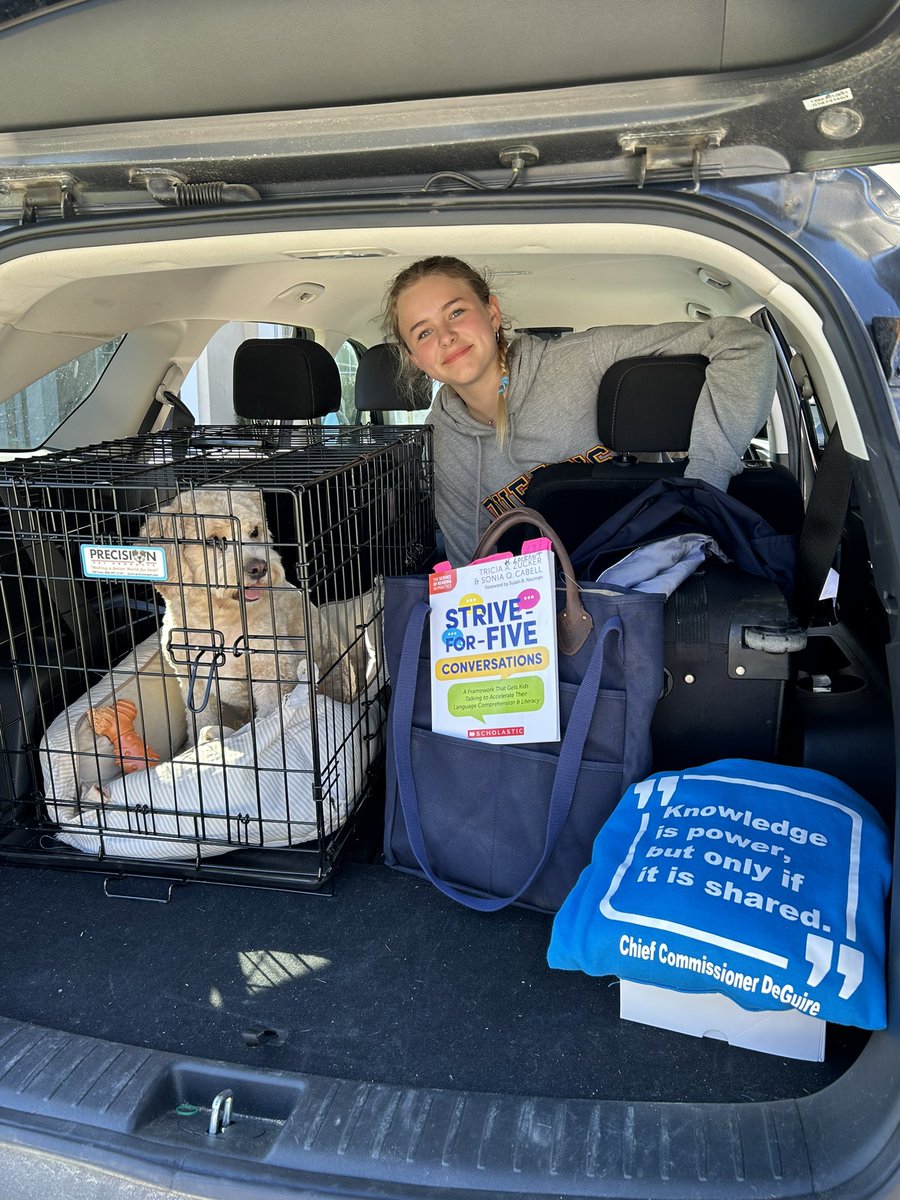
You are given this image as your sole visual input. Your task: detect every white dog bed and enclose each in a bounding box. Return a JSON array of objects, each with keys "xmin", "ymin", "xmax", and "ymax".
[{"xmin": 39, "ymin": 594, "xmax": 383, "ymax": 860}]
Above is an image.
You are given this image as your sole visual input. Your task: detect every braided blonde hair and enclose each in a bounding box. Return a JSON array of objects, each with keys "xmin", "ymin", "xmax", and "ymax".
[{"xmin": 383, "ymin": 256, "xmax": 512, "ymax": 445}]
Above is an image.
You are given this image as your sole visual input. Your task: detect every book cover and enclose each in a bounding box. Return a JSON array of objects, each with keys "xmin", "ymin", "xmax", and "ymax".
[{"xmin": 428, "ymin": 545, "xmax": 560, "ymax": 744}]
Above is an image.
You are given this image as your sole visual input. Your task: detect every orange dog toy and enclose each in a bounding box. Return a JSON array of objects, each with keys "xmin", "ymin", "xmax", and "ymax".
[{"xmin": 87, "ymin": 699, "xmax": 160, "ymax": 774}]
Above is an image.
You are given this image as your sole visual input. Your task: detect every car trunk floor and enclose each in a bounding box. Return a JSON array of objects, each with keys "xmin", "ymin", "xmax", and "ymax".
[{"xmin": 0, "ymin": 860, "xmax": 867, "ymax": 1104}]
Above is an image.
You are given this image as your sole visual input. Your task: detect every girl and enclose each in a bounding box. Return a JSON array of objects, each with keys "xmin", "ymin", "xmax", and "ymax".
[{"xmin": 384, "ymin": 256, "xmax": 776, "ymax": 565}]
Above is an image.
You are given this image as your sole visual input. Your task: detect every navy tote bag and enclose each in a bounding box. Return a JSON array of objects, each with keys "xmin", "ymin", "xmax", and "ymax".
[{"xmin": 383, "ymin": 509, "xmax": 665, "ymax": 913}]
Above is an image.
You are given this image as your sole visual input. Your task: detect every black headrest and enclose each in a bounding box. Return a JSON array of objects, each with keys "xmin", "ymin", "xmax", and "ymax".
[
  {"xmin": 597, "ymin": 355, "xmax": 709, "ymax": 452},
  {"xmin": 355, "ymin": 343, "xmax": 432, "ymax": 412},
  {"xmin": 233, "ymin": 338, "xmax": 341, "ymax": 420},
  {"xmin": 514, "ymin": 327, "xmax": 574, "ymax": 341}
]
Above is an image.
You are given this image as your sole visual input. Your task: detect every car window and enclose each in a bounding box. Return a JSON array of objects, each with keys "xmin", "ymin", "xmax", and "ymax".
[
  {"xmin": 366, "ymin": 376, "xmax": 435, "ymax": 427},
  {"xmin": 0, "ymin": 337, "xmax": 123, "ymax": 450},
  {"xmin": 323, "ymin": 340, "xmax": 370, "ymax": 426},
  {"xmin": 382, "ymin": 403, "xmax": 431, "ymax": 427}
]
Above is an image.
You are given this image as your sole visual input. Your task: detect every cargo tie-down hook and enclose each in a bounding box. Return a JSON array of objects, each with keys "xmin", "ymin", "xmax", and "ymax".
[{"xmin": 208, "ymin": 1089, "xmax": 234, "ymax": 1136}]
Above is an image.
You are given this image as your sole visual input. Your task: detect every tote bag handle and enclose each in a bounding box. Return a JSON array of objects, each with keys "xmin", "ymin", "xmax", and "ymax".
[
  {"xmin": 391, "ymin": 600, "xmax": 623, "ymax": 911},
  {"xmin": 472, "ymin": 506, "xmax": 591, "ymax": 655}
]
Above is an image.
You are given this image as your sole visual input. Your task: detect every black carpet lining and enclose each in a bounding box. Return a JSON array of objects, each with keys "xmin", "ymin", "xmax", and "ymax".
[{"xmin": 0, "ymin": 861, "xmax": 866, "ymax": 1103}]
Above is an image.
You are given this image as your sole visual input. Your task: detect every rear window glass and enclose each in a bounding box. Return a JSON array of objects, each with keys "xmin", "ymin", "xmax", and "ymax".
[{"xmin": 0, "ymin": 337, "xmax": 123, "ymax": 450}]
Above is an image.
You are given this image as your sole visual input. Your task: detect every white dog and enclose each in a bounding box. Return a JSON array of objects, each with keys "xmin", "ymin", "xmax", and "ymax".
[{"xmin": 140, "ymin": 489, "xmax": 357, "ymax": 741}]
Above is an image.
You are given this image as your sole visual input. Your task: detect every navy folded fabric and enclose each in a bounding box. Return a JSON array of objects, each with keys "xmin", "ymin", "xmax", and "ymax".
[{"xmin": 570, "ymin": 477, "xmax": 796, "ymax": 599}]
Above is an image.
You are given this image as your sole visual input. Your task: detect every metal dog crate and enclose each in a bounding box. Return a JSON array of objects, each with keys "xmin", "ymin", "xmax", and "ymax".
[{"xmin": 0, "ymin": 424, "xmax": 434, "ymax": 890}]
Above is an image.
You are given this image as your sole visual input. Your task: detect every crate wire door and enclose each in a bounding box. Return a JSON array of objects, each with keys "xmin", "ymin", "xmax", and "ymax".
[{"xmin": 0, "ymin": 425, "xmax": 434, "ymax": 889}]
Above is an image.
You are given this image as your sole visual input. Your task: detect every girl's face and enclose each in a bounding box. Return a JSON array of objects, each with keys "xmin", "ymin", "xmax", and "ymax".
[{"xmin": 396, "ymin": 273, "xmax": 502, "ymax": 395}]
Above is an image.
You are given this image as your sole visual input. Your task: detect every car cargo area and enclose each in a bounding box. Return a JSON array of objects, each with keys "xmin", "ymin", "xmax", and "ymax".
[
  {"xmin": 0, "ymin": 455, "xmax": 891, "ymax": 1123},
  {"xmin": 0, "ymin": 855, "xmax": 872, "ymax": 1107},
  {"xmin": 0, "ymin": 430, "xmax": 891, "ymax": 1115},
  {"xmin": 0, "ymin": 590, "xmax": 891, "ymax": 1118}
]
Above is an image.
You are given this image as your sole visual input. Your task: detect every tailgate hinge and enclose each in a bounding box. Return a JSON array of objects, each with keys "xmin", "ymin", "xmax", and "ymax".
[
  {"xmin": 619, "ymin": 129, "xmax": 725, "ymax": 191},
  {"xmin": 0, "ymin": 175, "xmax": 79, "ymax": 224}
]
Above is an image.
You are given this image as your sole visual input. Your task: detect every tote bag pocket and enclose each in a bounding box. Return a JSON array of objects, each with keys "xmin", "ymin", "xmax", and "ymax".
[
  {"xmin": 532, "ymin": 682, "xmax": 627, "ymax": 763},
  {"xmin": 392, "ymin": 727, "xmax": 624, "ymax": 912}
]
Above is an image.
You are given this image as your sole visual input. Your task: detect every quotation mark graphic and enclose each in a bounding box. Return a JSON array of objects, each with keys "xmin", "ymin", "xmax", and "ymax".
[
  {"xmin": 805, "ymin": 933, "xmax": 864, "ymax": 998},
  {"xmin": 634, "ymin": 776, "xmax": 680, "ymax": 810}
]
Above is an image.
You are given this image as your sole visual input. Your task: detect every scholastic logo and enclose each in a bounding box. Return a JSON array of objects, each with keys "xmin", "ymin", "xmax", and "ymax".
[{"xmin": 468, "ymin": 726, "xmax": 525, "ymax": 739}]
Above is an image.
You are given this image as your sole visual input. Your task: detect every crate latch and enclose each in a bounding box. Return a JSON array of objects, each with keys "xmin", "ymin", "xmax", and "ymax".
[{"xmin": 166, "ymin": 629, "xmax": 227, "ymax": 712}]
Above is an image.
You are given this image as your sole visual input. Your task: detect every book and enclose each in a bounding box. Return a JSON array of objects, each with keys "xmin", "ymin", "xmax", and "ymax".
[{"xmin": 428, "ymin": 539, "xmax": 560, "ymax": 745}]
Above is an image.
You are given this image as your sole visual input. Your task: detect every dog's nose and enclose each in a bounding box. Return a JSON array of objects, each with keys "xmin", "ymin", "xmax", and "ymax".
[{"xmin": 246, "ymin": 560, "xmax": 268, "ymax": 582}]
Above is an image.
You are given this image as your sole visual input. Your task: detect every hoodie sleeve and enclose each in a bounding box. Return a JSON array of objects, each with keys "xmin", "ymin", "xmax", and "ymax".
[
  {"xmin": 427, "ymin": 410, "xmax": 487, "ymax": 566},
  {"xmin": 433, "ymin": 459, "xmax": 483, "ymax": 566},
  {"xmin": 590, "ymin": 317, "xmax": 777, "ymax": 490}
]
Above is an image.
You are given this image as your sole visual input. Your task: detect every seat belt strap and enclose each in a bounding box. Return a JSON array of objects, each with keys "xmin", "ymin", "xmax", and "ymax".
[{"xmin": 791, "ymin": 427, "xmax": 853, "ymax": 629}]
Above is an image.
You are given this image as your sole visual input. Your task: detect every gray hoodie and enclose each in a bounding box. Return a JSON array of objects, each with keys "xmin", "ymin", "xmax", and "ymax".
[{"xmin": 426, "ymin": 317, "xmax": 777, "ymax": 565}]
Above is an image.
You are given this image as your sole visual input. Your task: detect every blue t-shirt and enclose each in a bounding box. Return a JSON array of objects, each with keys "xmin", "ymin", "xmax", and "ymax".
[{"xmin": 548, "ymin": 760, "xmax": 891, "ymax": 1029}]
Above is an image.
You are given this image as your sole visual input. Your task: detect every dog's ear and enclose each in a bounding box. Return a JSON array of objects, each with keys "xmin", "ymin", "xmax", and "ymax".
[
  {"xmin": 139, "ymin": 510, "xmax": 173, "ymax": 545},
  {"xmin": 139, "ymin": 506, "xmax": 193, "ymax": 590}
]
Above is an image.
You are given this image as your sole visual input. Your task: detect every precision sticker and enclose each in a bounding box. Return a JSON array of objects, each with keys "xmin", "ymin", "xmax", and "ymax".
[
  {"xmin": 80, "ymin": 543, "xmax": 168, "ymax": 581},
  {"xmin": 803, "ymin": 87, "xmax": 854, "ymax": 111}
]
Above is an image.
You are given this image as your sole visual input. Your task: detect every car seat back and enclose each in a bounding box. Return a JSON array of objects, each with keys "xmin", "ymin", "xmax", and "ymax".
[
  {"xmin": 524, "ymin": 353, "xmax": 804, "ymax": 552},
  {"xmin": 354, "ymin": 344, "xmax": 432, "ymax": 424}
]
